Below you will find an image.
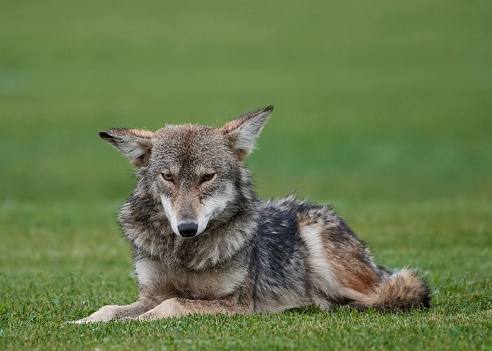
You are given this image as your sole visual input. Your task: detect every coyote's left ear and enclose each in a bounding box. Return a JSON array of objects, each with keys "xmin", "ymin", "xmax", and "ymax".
[
  {"xmin": 220, "ymin": 105, "xmax": 273, "ymax": 161},
  {"xmin": 98, "ymin": 128, "xmax": 155, "ymax": 167}
]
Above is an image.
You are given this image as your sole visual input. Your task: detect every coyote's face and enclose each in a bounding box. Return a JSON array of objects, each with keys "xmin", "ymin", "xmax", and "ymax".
[
  {"xmin": 148, "ymin": 125, "xmax": 243, "ymax": 237},
  {"xmin": 99, "ymin": 106, "xmax": 272, "ymax": 238}
]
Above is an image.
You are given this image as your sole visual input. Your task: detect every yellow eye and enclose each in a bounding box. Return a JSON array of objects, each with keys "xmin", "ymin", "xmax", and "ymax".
[
  {"xmin": 202, "ymin": 173, "xmax": 215, "ymax": 183},
  {"xmin": 161, "ymin": 173, "xmax": 174, "ymax": 182}
]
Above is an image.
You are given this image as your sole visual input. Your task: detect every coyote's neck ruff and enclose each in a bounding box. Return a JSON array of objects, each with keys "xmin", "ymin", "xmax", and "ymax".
[{"xmin": 72, "ymin": 106, "xmax": 430, "ymax": 323}]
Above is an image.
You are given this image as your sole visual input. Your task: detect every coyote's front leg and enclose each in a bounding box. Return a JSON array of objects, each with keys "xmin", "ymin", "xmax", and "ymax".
[
  {"xmin": 71, "ymin": 301, "xmax": 149, "ymax": 323},
  {"xmin": 137, "ymin": 296, "xmax": 252, "ymax": 321}
]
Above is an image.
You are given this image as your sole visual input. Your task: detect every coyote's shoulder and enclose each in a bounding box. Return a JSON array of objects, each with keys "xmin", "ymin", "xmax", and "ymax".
[{"xmin": 72, "ymin": 106, "xmax": 430, "ymax": 323}]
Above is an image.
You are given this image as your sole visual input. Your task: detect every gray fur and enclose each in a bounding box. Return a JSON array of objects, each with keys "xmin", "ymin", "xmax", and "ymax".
[{"xmin": 71, "ymin": 106, "xmax": 430, "ymax": 323}]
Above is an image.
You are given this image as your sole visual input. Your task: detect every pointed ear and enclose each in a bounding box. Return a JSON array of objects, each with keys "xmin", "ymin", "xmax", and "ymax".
[
  {"xmin": 98, "ymin": 128, "xmax": 155, "ymax": 167},
  {"xmin": 220, "ymin": 106, "xmax": 273, "ymax": 161}
]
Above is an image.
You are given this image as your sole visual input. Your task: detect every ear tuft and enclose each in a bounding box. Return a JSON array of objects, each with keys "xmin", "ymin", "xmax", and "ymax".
[
  {"xmin": 220, "ymin": 106, "xmax": 273, "ymax": 160},
  {"xmin": 98, "ymin": 128, "xmax": 155, "ymax": 167}
]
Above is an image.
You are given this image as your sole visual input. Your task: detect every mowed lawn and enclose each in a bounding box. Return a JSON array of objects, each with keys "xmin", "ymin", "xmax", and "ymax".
[{"xmin": 1, "ymin": 1, "xmax": 491, "ymax": 350}]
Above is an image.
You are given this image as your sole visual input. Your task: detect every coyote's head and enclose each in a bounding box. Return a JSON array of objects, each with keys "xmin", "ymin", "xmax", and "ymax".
[{"xmin": 99, "ymin": 106, "xmax": 272, "ymax": 238}]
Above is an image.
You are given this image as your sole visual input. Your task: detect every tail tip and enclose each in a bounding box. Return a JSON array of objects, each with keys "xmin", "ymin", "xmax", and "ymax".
[{"xmin": 373, "ymin": 268, "xmax": 431, "ymax": 312}]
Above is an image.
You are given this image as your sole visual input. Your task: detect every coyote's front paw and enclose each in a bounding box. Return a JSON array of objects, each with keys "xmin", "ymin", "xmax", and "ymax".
[
  {"xmin": 137, "ymin": 299, "xmax": 184, "ymax": 321},
  {"xmin": 69, "ymin": 305, "xmax": 121, "ymax": 324},
  {"xmin": 137, "ymin": 309, "xmax": 166, "ymax": 321}
]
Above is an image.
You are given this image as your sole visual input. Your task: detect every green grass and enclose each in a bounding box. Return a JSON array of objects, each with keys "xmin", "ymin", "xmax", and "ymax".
[
  {"xmin": 1, "ymin": 201, "xmax": 491, "ymax": 350},
  {"xmin": 1, "ymin": 0, "xmax": 491, "ymax": 350}
]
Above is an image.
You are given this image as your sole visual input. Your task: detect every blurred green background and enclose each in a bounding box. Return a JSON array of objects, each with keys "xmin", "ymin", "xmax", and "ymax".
[
  {"xmin": 1, "ymin": 3, "xmax": 491, "ymax": 348},
  {"xmin": 1, "ymin": 0, "xmax": 491, "ymax": 204}
]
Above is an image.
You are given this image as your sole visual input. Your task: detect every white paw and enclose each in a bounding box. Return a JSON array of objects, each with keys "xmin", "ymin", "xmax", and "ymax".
[
  {"xmin": 137, "ymin": 311, "xmax": 159, "ymax": 321},
  {"xmin": 68, "ymin": 305, "xmax": 120, "ymax": 324}
]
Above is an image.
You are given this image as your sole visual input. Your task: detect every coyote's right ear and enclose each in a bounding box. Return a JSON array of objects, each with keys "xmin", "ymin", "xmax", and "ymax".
[{"xmin": 98, "ymin": 128, "xmax": 155, "ymax": 167}]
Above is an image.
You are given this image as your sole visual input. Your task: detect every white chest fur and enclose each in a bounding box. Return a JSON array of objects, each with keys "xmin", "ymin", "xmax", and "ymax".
[{"xmin": 134, "ymin": 258, "xmax": 246, "ymax": 300}]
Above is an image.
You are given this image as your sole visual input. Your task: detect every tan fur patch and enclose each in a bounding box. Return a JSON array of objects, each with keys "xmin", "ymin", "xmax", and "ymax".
[
  {"xmin": 126, "ymin": 128, "xmax": 155, "ymax": 139},
  {"xmin": 329, "ymin": 258, "xmax": 378, "ymax": 293},
  {"xmin": 297, "ymin": 210, "xmax": 379, "ymax": 294}
]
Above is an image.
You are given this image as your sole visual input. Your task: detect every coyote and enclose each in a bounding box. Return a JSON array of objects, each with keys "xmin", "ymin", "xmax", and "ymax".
[{"xmin": 73, "ymin": 106, "xmax": 430, "ymax": 323}]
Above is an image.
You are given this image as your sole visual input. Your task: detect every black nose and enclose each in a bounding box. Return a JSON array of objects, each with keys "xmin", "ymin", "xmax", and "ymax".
[{"xmin": 177, "ymin": 221, "xmax": 198, "ymax": 237}]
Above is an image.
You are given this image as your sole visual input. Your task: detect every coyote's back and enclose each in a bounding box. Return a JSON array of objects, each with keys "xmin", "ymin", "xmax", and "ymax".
[{"xmin": 72, "ymin": 106, "xmax": 430, "ymax": 323}]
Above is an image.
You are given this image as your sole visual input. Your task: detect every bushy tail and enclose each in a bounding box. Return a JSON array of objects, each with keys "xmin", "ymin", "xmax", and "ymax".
[{"xmin": 358, "ymin": 268, "xmax": 431, "ymax": 311}]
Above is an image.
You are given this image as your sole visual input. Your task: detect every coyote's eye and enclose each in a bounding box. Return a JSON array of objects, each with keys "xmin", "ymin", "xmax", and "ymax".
[
  {"xmin": 161, "ymin": 173, "xmax": 174, "ymax": 182},
  {"xmin": 201, "ymin": 173, "xmax": 216, "ymax": 183}
]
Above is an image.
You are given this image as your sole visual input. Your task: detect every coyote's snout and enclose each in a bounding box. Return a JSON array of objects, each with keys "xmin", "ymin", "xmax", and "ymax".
[{"xmin": 72, "ymin": 106, "xmax": 430, "ymax": 323}]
